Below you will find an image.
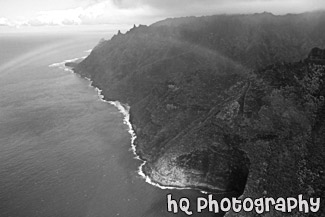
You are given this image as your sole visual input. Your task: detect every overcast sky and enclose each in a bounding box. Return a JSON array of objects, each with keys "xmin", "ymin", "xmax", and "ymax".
[{"xmin": 0, "ymin": 0, "xmax": 324, "ymax": 30}]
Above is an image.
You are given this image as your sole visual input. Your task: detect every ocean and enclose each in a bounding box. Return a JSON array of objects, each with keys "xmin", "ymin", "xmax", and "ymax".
[{"xmin": 0, "ymin": 32, "xmax": 225, "ymax": 217}]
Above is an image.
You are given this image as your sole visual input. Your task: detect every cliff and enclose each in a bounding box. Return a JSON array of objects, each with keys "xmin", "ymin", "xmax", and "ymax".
[
  {"xmin": 74, "ymin": 12, "xmax": 325, "ymax": 216},
  {"xmin": 308, "ymin": 47, "xmax": 325, "ymax": 64}
]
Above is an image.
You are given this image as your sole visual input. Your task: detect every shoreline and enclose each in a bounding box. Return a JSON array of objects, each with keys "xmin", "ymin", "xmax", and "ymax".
[
  {"xmin": 96, "ymin": 89, "xmax": 229, "ymax": 194},
  {"xmin": 51, "ymin": 57, "xmax": 230, "ymax": 195},
  {"xmin": 86, "ymin": 79, "xmax": 213, "ymax": 193},
  {"xmin": 85, "ymin": 80, "xmax": 236, "ymax": 195}
]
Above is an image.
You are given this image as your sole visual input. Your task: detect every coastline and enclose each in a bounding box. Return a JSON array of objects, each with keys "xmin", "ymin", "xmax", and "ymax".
[
  {"xmin": 94, "ymin": 84, "xmax": 228, "ymax": 194},
  {"xmin": 50, "ymin": 58, "xmax": 215, "ymax": 193},
  {"xmin": 49, "ymin": 56, "xmax": 87, "ymax": 72},
  {"xmin": 82, "ymin": 75, "xmax": 216, "ymax": 193}
]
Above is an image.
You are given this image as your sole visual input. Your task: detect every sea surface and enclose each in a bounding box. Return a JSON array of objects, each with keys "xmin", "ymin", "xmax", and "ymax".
[{"xmin": 0, "ymin": 33, "xmax": 225, "ymax": 217}]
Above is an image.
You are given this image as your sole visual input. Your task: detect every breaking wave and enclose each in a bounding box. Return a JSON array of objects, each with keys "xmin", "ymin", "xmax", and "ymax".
[{"xmin": 50, "ymin": 58, "xmax": 207, "ymax": 193}]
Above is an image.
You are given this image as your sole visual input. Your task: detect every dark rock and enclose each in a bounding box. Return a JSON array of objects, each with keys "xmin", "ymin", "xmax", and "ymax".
[
  {"xmin": 307, "ymin": 47, "xmax": 325, "ymax": 64},
  {"xmin": 64, "ymin": 61, "xmax": 79, "ymax": 68}
]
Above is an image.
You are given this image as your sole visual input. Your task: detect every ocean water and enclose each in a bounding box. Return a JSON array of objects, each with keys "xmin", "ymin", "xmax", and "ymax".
[{"xmin": 0, "ymin": 33, "xmax": 225, "ymax": 217}]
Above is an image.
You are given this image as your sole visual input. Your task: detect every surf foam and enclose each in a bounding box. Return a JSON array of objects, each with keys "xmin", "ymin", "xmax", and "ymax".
[
  {"xmin": 50, "ymin": 57, "xmax": 209, "ymax": 193},
  {"xmin": 49, "ymin": 56, "xmax": 87, "ymax": 71}
]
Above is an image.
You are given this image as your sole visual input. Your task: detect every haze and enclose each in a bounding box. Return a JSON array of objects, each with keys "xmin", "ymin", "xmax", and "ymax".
[{"xmin": 0, "ymin": 0, "xmax": 324, "ymax": 33}]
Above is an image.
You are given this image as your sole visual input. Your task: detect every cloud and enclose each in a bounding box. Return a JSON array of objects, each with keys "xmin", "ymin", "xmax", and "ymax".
[
  {"xmin": 0, "ymin": 17, "xmax": 12, "ymax": 26},
  {"xmin": 1, "ymin": 0, "xmax": 324, "ymax": 27},
  {"xmin": 112, "ymin": 0, "xmax": 325, "ymax": 16},
  {"xmin": 29, "ymin": 1, "xmax": 156, "ymax": 26},
  {"xmin": 0, "ymin": 0, "xmax": 155, "ymax": 27},
  {"xmin": 28, "ymin": 8, "xmax": 84, "ymax": 26}
]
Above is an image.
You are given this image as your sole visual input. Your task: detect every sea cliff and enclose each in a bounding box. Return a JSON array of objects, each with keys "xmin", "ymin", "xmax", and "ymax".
[{"xmin": 73, "ymin": 12, "xmax": 325, "ymax": 216}]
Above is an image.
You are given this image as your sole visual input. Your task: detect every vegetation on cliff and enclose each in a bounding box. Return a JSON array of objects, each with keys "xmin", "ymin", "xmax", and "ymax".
[{"xmin": 74, "ymin": 11, "xmax": 325, "ymax": 216}]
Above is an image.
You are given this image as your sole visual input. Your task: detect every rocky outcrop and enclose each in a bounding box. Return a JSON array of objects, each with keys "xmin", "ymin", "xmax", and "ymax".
[
  {"xmin": 307, "ymin": 47, "xmax": 325, "ymax": 64},
  {"xmin": 74, "ymin": 11, "xmax": 325, "ymax": 216},
  {"xmin": 64, "ymin": 61, "xmax": 79, "ymax": 68}
]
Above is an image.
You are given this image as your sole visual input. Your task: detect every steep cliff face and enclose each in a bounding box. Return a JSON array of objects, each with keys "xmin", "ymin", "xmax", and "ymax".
[
  {"xmin": 74, "ymin": 12, "xmax": 325, "ymax": 215},
  {"xmin": 308, "ymin": 47, "xmax": 325, "ymax": 64},
  {"xmin": 226, "ymin": 60, "xmax": 325, "ymax": 216}
]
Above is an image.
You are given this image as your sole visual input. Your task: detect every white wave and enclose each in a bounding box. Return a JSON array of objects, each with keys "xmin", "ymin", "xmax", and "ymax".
[
  {"xmin": 49, "ymin": 56, "xmax": 87, "ymax": 69},
  {"xmin": 80, "ymin": 78, "xmax": 209, "ymax": 193},
  {"xmin": 54, "ymin": 55, "xmax": 209, "ymax": 193},
  {"xmin": 49, "ymin": 62, "xmax": 64, "ymax": 68},
  {"xmin": 106, "ymin": 100, "xmax": 208, "ymax": 192},
  {"xmin": 84, "ymin": 49, "xmax": 92, "ymax": 53}
]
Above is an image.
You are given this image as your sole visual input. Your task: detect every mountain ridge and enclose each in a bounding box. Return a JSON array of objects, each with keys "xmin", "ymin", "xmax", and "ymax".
[{"xmin": 73, "ymin": 11, "xmax": 325, "ymax": 216}]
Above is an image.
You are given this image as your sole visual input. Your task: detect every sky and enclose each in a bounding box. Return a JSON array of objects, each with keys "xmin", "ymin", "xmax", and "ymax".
[{"xmin": 0, "ymin": 0, "xmax": 324, "ymax": 32}]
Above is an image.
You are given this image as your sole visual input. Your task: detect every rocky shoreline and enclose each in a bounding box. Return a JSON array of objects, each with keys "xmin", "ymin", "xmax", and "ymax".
[
  {"xmin": 70, "ymin": 57, "xmax": 252, "ymax": 196},
  {"xmin": 71, "ymin": 12, "xmax": 325, "ymax": 216},
  {"xmin": 67, "ymin": 61, "xmax": 238, "ymax": 194}
]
